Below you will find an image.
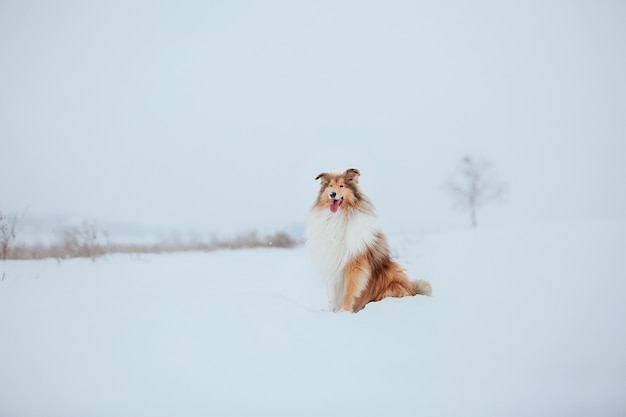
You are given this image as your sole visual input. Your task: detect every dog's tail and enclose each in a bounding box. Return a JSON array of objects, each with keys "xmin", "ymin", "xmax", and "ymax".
[{"xmin": 412, "ymin": 279, "xmax": 432, "ymax": 296}]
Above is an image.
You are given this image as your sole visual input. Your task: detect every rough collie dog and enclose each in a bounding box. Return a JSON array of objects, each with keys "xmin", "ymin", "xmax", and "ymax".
[{"xmin": 306, "ymin": 168, "xmax": 432, "ymax": 313}]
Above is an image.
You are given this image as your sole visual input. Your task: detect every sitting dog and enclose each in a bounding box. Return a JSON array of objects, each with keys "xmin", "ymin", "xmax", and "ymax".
[{"xmin": 306, "ymin": 168, "xmax": 432, "ymax": 312}]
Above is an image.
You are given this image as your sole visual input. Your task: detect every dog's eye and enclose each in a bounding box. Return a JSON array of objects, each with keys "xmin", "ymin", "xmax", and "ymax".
[{"xmin": 340, "ymin": 185, "xmax": 344, "ymax": 188}]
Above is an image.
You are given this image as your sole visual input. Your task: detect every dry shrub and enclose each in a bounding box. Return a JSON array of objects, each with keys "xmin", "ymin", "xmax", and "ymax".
[
  {"xmin": 265, "ymin": 232, "xmax": 298, "ymax": 248},
  {"xmin": 2, "ymin": 217, "xmax": 299, "ymax": 261},
  {"xmin": 58, "ymin": 220, "xmax": 108, "ymax": 261},
  {"xmin": 0, "ymin": 210, "xmax": 22, "ymax": 261}
]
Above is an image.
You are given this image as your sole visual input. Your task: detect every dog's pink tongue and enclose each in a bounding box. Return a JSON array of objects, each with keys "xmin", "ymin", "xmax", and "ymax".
[{"xmin": 330, "ymin": 200, "xmax": 340, "ymax": 213}]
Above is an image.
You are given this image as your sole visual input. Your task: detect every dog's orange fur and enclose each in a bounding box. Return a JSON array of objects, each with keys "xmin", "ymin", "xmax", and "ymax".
[
  {"xmin": 307, "ymin": 168, "xmax": 432, "ymax": 312},
  {"xmin": 343, "ymin": 253, "xmax": 370, "ymax": 311}
]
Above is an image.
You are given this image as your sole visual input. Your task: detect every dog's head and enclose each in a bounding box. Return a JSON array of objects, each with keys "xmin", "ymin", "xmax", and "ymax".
[{"xmin": 314, "ymin": 168, "xmax": 362, "ymax": 213}]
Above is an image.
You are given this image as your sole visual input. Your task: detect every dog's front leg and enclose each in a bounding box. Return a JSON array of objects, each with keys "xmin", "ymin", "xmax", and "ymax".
[
  {"xmin": 326, "ymin": 275, "xmax": 344, "ymax": 312},
  {"xmin": 342, "ymin": 256, "xmax": 369, "ymax": 312}
]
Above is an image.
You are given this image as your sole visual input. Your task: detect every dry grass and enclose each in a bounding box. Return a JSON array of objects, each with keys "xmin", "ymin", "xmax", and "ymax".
[{"xmin": 1, "ymin": 216, "xmax": 300, "ymax": 262}]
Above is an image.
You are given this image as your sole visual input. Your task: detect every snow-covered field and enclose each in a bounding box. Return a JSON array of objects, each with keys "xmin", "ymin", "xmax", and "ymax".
[{"xmin": 1, "ymin": 219, "xmax": 625, "ymax": 417}]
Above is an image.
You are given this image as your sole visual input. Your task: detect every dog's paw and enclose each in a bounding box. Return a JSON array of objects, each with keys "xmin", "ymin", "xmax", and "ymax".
[{"xmin": 341, "ymin": 303, "xmax": 354, "ymax": 312}]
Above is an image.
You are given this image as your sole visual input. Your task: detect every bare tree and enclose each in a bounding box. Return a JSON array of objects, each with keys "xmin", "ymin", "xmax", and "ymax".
[
  {"xmin": 0, "ymin": 210, "xmax": 23, "ymax": 260},
  {"xmin": 446, "ymin": 156, "xmax": 508, "ymax": 228}
]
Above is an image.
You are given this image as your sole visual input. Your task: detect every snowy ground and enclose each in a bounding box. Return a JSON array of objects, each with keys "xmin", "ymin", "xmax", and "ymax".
[{"xmin": 1, "ymin": 219, "xmax": 625, "ymax": 417}]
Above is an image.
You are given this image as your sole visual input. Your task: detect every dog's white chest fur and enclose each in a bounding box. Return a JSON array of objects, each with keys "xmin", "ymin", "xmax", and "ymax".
[{"xmin": 306, "ymin": 208, "xmax": 379, "ymax": 309}]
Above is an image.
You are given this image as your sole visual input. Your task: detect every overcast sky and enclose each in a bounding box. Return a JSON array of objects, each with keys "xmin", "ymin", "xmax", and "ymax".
[{"xmin": 1, "ymin": 1, "xmax": 625, "ymax": 237}]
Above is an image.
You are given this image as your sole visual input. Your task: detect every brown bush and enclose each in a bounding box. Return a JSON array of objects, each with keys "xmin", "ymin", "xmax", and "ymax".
[
  {"xmin": 2, "ymin": 220, "xmax": 299, "ymax": 261},
  {"xmin": 0, "ymin": 210, "xmax": 23, "ymax": 261}
]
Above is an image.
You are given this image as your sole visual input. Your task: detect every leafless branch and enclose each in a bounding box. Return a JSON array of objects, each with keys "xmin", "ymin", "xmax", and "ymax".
[
  {"xmin": 0, "ymin": 210, "xmax": 24, "ymax": 261},
  {"xmin": 445, "ymin": 156, "xmax": 508, "ymax": 228}
]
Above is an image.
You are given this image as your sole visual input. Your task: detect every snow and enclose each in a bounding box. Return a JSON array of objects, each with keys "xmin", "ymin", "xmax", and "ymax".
[{"xmin": 1, "ymin": 219, "xmax": 626, "ymax": 417}]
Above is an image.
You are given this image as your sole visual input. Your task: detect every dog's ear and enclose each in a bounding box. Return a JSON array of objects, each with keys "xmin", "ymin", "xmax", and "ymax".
[
  {"xmin": 315, "ymin": 172, "xmax": 328, "ymax": 181},
  {"xmin": 344, "ymin": 168, "xmax": 360, "ymax": 183}
]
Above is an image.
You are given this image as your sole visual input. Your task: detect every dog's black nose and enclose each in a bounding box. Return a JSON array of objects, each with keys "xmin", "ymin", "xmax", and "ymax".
[{"xmin": 329, "ymin": 191, "xmax": 337, "ymax": 198}]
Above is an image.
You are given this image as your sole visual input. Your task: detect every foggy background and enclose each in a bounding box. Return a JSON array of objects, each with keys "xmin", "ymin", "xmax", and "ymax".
[{"xmin": 2, "ymin": 1, "xmax": 625, "ymax": 238}]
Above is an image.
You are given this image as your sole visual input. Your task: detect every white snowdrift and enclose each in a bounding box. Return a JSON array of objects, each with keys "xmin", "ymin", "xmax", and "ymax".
[{"xmin": 1, "ymin": 219, "xmax": 625, "ymax": 417}]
